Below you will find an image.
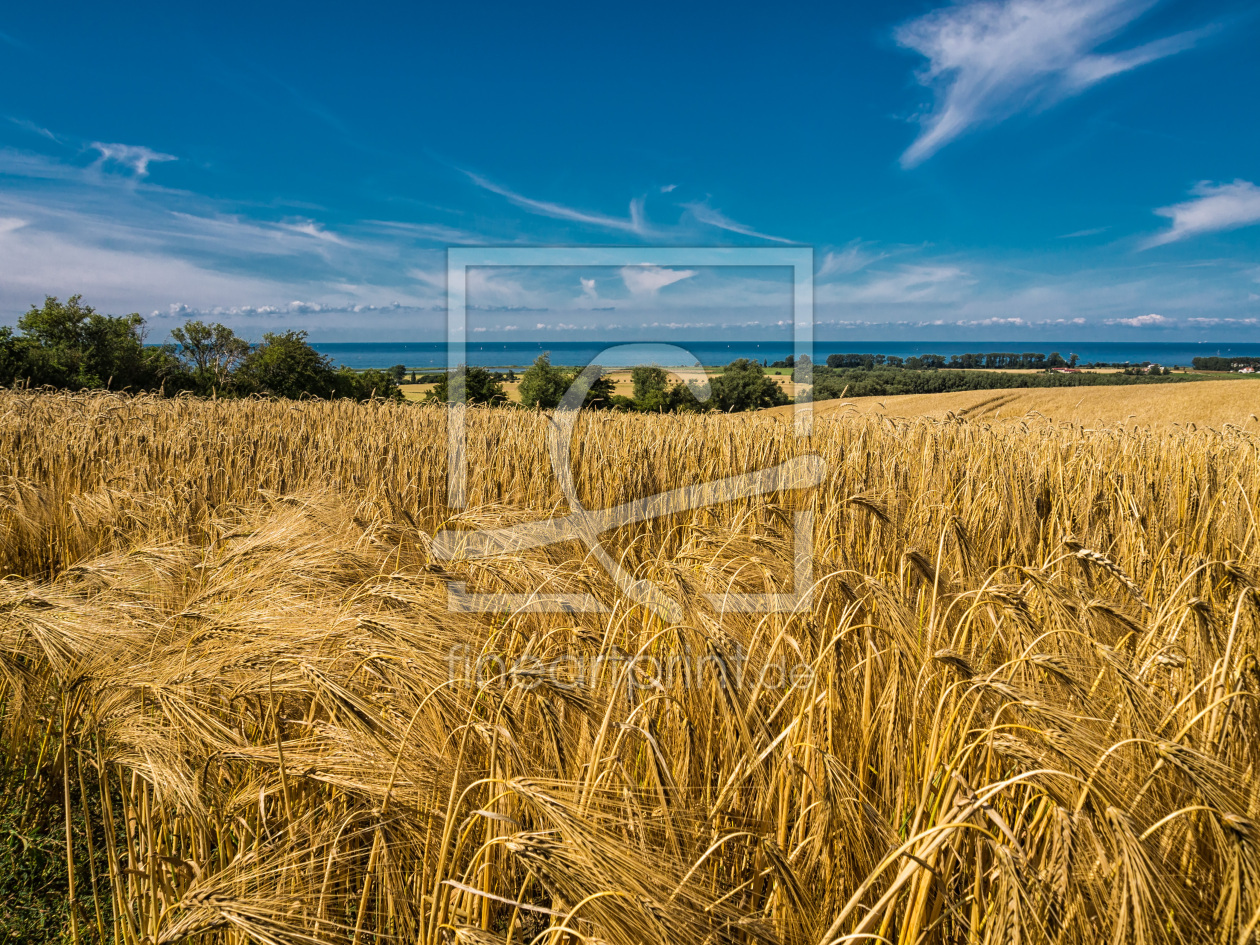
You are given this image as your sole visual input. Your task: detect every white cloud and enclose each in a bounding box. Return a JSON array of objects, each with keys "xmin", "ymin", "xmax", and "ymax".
[
  {"xmin": 466, "ymin": 171, "xmax": 652, "ymax": 236},
  {"xmin": 821, "ymin": 264, "xmax": 972, "ymax": 304},
  {"xmin": 0, "ymin": 148, "xmax": 449, "ymax": 331},
  {"xmin": 1144, "ymin": 180, "xmax": 1260, "ymax": 248},
  {"xmin": 684, "ymin": 203, "xmax": 795, "ymax": 243},
  {"xmin": 8, "ymin": 117, "xmax": 58, "ymax": 142},
  {"xmin": 1104, "ymin": 312, "xmax": 1172, "ymax": 327},
  {"xmin": 90, "ymin": 142, "xmax": 177, "ymax": 178},
  {"xmin": 364, "ymin": 220, "xmax": 485, "ymax": 245},
  {"xmin": 896, "ymin": 0, "xmax": 1208, "ymax": 167},
  {"xmin": 817, "ymin": 241, "xmax": 887, "ymax": 277},
  {"xmin": 580, "ymin": 277, "xmax": 598, "ymax": 300},
  {"xmin": 660, "ymin": 184, "xmax": 677, "ymax": 193},
  {"xmin": 619, "ymin": 265, "xmax": 697, "ymax": 296},
  {"xmin": 466, "ymin": 269, "xmax": 545, "ymax": 310},
  {"xmin": 276, "ymin": 220, "xmax": 348, "ymax": 245},
  {"xmin": 1185, "ymin": 317, "xmax": 1259, "ymax": 326}
]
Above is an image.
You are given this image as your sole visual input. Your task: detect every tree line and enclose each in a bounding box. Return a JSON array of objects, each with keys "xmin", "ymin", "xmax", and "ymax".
[
  {"xmin": 434, "ymin": 355, "xmax": 790, "ymax": 413},
  {"xmin": 823, "ymin": 351, "xmax": 1082, "ymax": 370},
  {"xmin": 0, "ymin": 296, "xmax": 792, "ymax": 412},
  {"xmin": 811, "ymin": 365, "xmax": 1200, "ymax": 400},
  {"xmin": 1192, "ymin": 356, "xmax": 1260, "ymax": 371},
  {"xmin": 0, "ymin": 296, "xmax": 402, "ymax": 400}
]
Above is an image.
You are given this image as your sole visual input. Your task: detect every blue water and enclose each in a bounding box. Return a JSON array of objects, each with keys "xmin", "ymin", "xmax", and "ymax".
[{"xmin": 312, "ymin": 340, "xmax": 1260, "ymax": 370}]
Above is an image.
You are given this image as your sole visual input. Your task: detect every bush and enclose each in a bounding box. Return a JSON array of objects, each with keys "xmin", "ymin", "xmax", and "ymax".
[{"xmin": 709, "ymin": 359, "xmax": 790, "ymax": 412}]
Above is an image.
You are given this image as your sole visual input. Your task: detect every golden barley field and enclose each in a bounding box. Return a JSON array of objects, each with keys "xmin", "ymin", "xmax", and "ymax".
[
  {"xmin": 775, "ymin": 378, "xmax": 1260, "ymax": 429},
  {"xmin": 2, "ymin": 389, "xmax": 1260, "ymax": 945}
]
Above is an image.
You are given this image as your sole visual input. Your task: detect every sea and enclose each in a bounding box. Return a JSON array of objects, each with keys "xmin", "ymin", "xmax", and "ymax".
[{"xmin": 310, "ymin": 340, "xmax": 1260, "ymax": 371}]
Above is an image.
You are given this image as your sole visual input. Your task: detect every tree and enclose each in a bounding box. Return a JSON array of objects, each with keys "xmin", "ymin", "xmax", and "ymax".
[
  {"xmin": 235, "ymin": 330, "xmax": 338, "ymax": 398},
  {"xmin": 332, "ymin": 367, "xmax": 403, "ymax": 402},
  {"xmin": 631, "ymin": 365, "xmax": 669, "ymax": 404},
  {"xmin": 709, "ymin": 359, "xmax": 790, "ymax": 412},
  {"xmin": 388, "ymin": 364, "xmax": 407, "ymax": 383},
  {"xmin": 17, "ymin": 295, "xmax": 178, "ymax": 390},
  {"xmin": 425, "ymin": 366, "xmax": 507, "ymax": 406},
  {"xmin": 518, "ymin": 354, "xmax": 570, "ymax": 409},
  {"xmin": 580, "ymin": 369, "xmax": 617, "ymax": 410},
  {"xmin": 170, "ymin": 320, "xmax": 250, "ymax": 392},
  {"xmin": 1192, "ymin": 356, "xmax": 1232, "ymax": 372},
  {"xmin": 0, "ymin": 327, "xmax": 32, "ymax": 386},
  {"xmin": 667, "ymin": 381, "xmax": 708, "ymax": 412}
]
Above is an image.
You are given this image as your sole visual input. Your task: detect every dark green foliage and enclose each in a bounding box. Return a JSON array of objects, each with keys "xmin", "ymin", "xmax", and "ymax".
[
  {"xmin": 518, "ymin": 354, "xmax": 570, "ymax": 409},
  {"xmin": 709, "ymin": 359, "xmax": 790, "ymax": 412},
  {"xmin": 334, "ymin": 367, "xmax": 405, "ymax": 402},
  {"xmin": 3, "ymin": 297, "xmax": 409, "ymax": 402},
  {"xmin": 1193, "ymin": 356, "xmax": 1259, "ymax": 371},
  {"xmin": 234, "ymin": 331, "xmax": 400, "ymax": 401},
  {"xmin": 0, "ymin": 757, "xmax": 116, "ymax": 944},
  {"xmin": 9, "ymin": 295, "xmax": 180, "ymax": 391},
  {"xmin": 426, "ymin": 365, "xmax": 508, "ymax": 405},
  {"xmin": 811, "ymin": 365, "xmax": 1226, "ymax": 400},
  {"xmin": 580, "ymin": 370, "xmax": 617, "ymax": 410},
  {"xmin": 631, "ymin": 365, "xmax": 669, "ymax": 402},
  {"xmin": 234, "ymin": 329, "xmax": 338, "ymax": 398},
  {"xmin": 170, "ymin": 319, "xmax": 250, "ymax": 393}
]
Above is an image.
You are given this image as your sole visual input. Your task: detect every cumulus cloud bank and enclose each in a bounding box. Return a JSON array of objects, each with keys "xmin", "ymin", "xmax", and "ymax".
[{"xmin": 1104, "ymin": 313, "xmax": 1172, "ymax": 327}]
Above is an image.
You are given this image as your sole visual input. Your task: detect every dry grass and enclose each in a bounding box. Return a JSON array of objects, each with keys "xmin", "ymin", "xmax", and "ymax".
[
  {"xmin": 1, "ymin": 389, "xmax": 1259, "ymax": 945},
  {"xmin": 773, "ymin": 378, "xmax": 1260, "ymax": 429}
]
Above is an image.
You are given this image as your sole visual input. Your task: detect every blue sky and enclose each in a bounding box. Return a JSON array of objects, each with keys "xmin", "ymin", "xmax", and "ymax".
[{"xmin": 1, "ymin": 0, "xmax": 1258, "ymax": 342}]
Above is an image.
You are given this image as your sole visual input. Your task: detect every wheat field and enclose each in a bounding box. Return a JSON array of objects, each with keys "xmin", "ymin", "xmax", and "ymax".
[
  {"xmin": 774, "ymin": 378, "xmax": 1260, "ymax": 428},
  {"xmin": 2, "ymin": 389, "xmax": 1259, "ymax": 945}
]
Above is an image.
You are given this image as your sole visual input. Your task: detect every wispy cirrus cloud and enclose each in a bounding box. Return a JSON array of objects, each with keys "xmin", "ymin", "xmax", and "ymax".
[
  {"xmin": 817, "ymin": 241, "xmax": 889, "ymax": 277},
  {"xmin": 1143, "ymin": 180, "xmax": 1260, "ymax": 248},
  {"xmin": 90, "ymin": 141, "xmax": 177, "ymax": 178},
  {"xmin": 895, "ymin": 0, "xmax": 1210, "ymax": 168},
  {"xmin": 683, "ymin": 202, "xmax": 795, "ymax": 244},
  {"xmin": 466, "ymin": 170, "xmax": 652, "ymax": 236},
  {"xmin": 1058, "ymin": 226, "xmax": 1110, "ymax": 239},
  {"xmin": 820, "ymin": 264, "xmax": 973, "ymax": 304},
  {"xmin": 0, "ymin": 146, "xmax": 452, "ymax": 332},
  {"xmin": 8, "ymin": 117, "xmax": 58, "ymax": 141}
]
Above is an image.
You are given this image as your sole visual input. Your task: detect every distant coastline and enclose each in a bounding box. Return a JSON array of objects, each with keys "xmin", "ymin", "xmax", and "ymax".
[{"xmin": 310, "ymin": 339, "xmax": 1260, "ymax": 371}]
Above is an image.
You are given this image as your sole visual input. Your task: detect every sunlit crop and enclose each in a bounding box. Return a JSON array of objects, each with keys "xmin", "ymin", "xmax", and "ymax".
[{"xmin": 2, "ymin": 389, "xmax": 1258, "ymax": 945}]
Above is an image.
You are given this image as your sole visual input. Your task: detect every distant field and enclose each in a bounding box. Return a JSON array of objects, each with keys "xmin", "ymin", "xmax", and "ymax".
[{"xmin": 771, "ymin": 377, "xmax": 1259, "ymax": 428}]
